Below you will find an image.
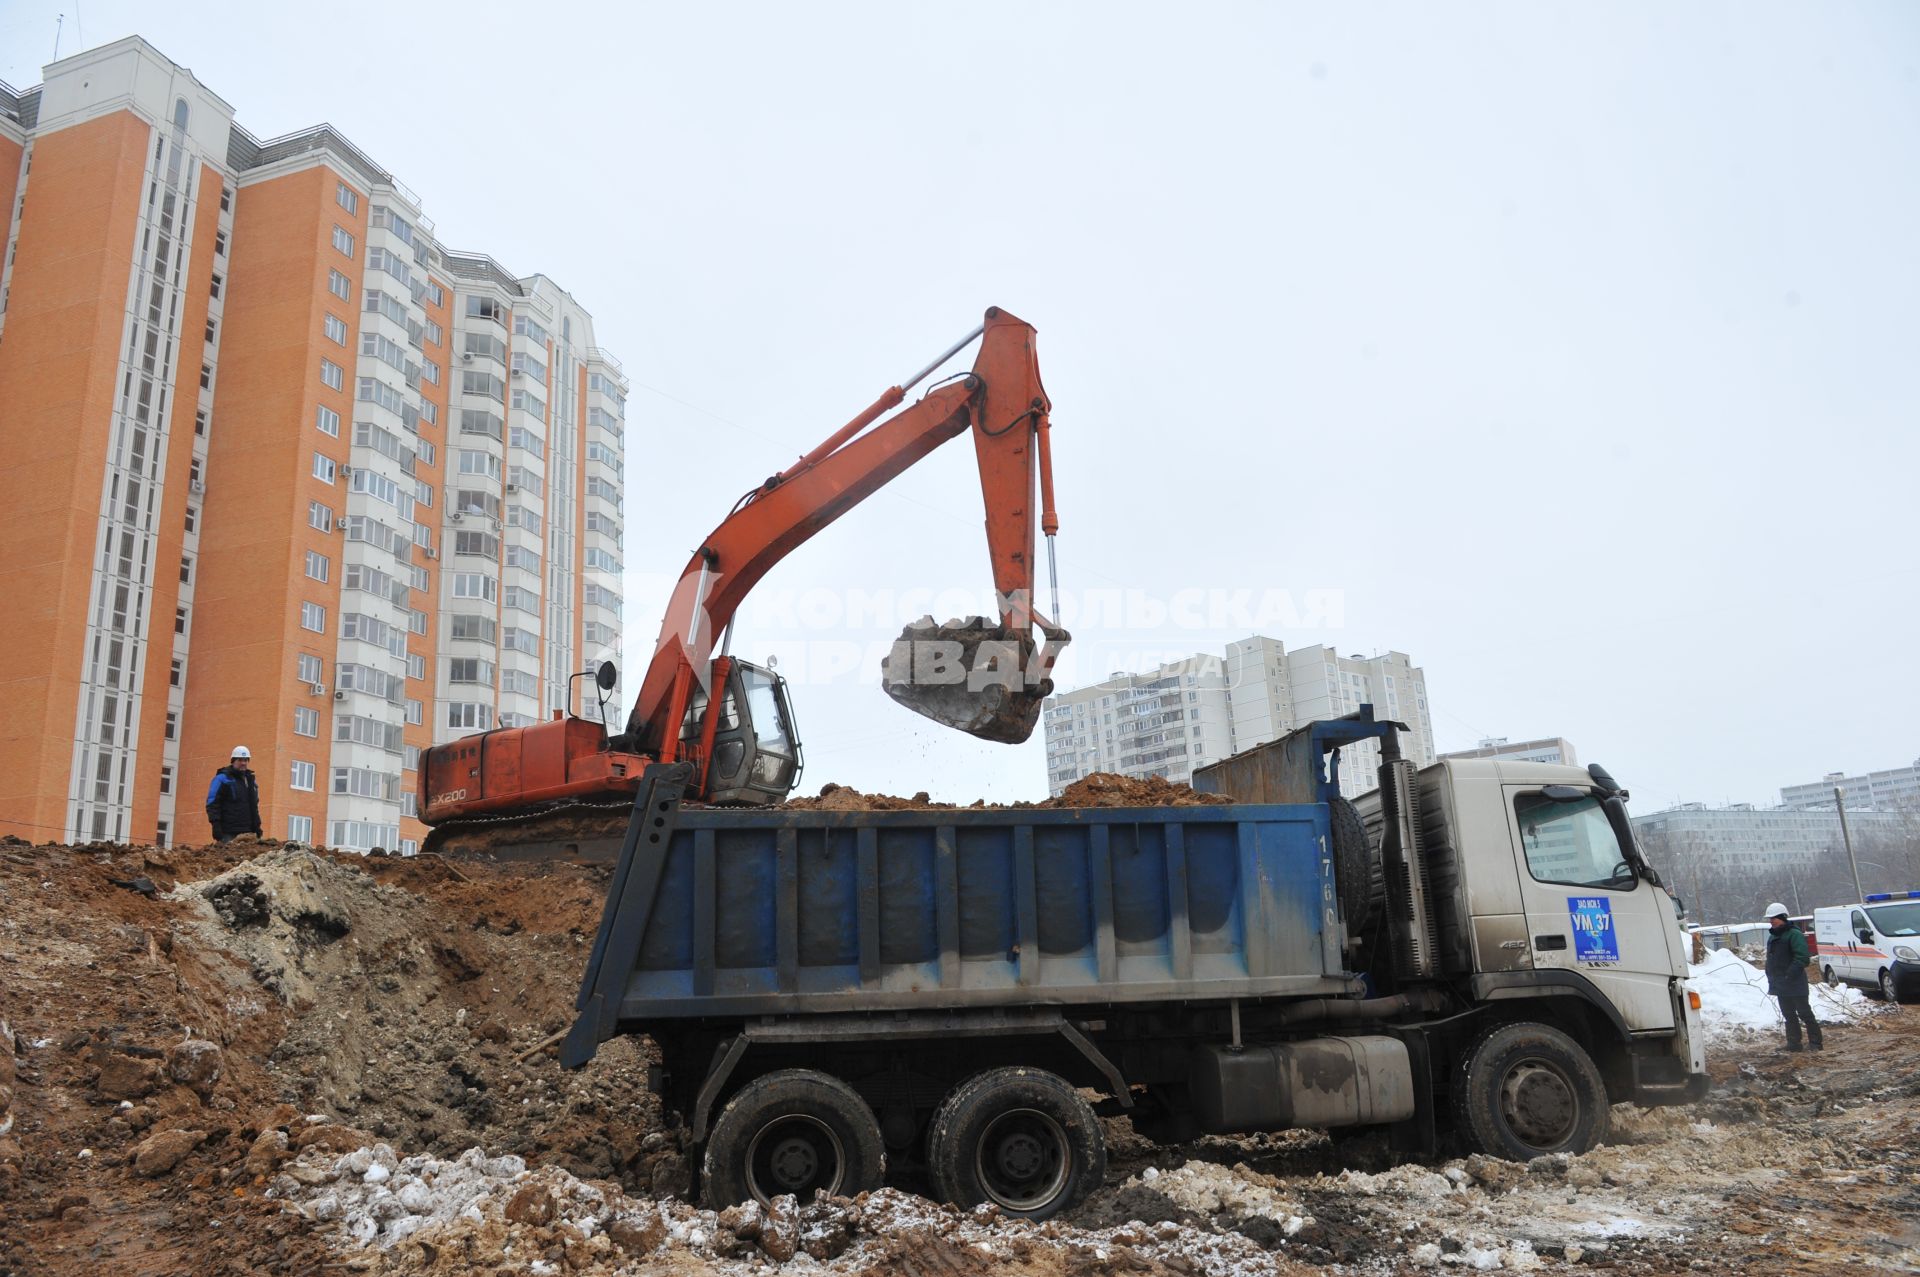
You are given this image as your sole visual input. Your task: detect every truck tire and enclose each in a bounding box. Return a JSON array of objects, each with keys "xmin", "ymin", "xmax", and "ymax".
[
  {"xmin": 703, "ymin": 1069, "xmax": 885, "ymax": 1207},
  {"xmin": 926, "ymin": 1066, "xmax": 1105, "ymax": 1221},
  {"xmin": 1451, "ymin": 1022, "xmax": 1610, "ymax": 1161}
]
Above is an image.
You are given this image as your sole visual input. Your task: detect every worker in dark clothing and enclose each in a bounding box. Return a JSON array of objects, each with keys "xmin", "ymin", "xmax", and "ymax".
[
  {"xmin": 1764, "ymin": 902, "xmax": 1822, "ymax": 1052},
  {"xmin": 205, "ymin": 746, "xmax": 263, "ymax": 843}
]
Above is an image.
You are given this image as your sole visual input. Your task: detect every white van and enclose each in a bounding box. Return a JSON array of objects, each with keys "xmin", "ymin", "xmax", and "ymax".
[{"xmin": 1813, "ymin": 892, "xmax": 1920, "ymax": 1003}]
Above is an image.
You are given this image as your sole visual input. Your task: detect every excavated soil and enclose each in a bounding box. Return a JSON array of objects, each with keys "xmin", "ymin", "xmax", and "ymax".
[
  {"xmin": 780, "ymin": 772, "xmax": 1230, "ymax": 811},
  {"xmin": 5, "ymin": 831, "xmax": 1920, "ymax": 1277}
]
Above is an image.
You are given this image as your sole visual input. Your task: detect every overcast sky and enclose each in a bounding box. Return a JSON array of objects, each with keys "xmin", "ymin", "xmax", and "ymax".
[{"xmin": 8, "ymin": 2, "xmax": 1916, "ymax": 809}]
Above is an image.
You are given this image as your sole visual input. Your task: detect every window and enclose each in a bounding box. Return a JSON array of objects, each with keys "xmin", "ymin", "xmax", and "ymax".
[
  {"xmin": 1514, "ymin": 792, "xmax": 1635, "ymax": 891},
  {"xmin": 421, "ymin": 360, "xmax": 440, "ymax": 386},
  {"xmin": 291, "ymin": 706, "xmax": 320, "ymax": 738},
  {"xmin": 335, "ymin": 714, "xmax": 403, "ymax": 753},
  {"xmin": 510, "ymin": 389, "xmax": 546, "ymax": 420},
  {"xmin": 503, "ymin": 585, "xmax": 538, "ymax": 614},
  {"xmin": 312, "ymin": 452, "xmax": 336, "ymax": 483},
  {"xmin": 449, "ymin": 657, "xmax": 495, "ymax": 684},
  {"xmin": 425, "ymin": 279, "xmax": 444, "ymax": 307},
  {"xmin": 508, "ymin": 426, "xmax": 544, "ymax": 459},
  {"xmin": 370, "ymin": 205, "xmax": 412, "ymax": 242},
  {"xmin": 503, "ymin": 627, "xmax": 538, "ymax": 655},
  {"xmin": 317, "ymin": 404, "xmax": 341, "ymax": 436},
  {"xmin": 288, "ymin": 814, "xmax": 314, "ymax": 843},
  {"xmin": 447, "ymin": 702, "xmax": 493, "ymax": 731},
  {"xmin": 464, "ymin": 332, "xmax": 507, "ymax": 362},
  {"xmin": 507, "ymin": 465, "xmax": 542, "ymax": 498},
  {"xmin": 460, "ymin": 409, "xmax": 503, "ymax": 440},
  {"xmin": 298, "ymin": 653, "xmax": 324, "ymax": 683},
  {"xmin": 195, "ymin": 408, "xmax": 209, "ymax": 437},
  {"xmin": 304, "ymin": 550, "xmax": 330, "ymax": 582},
  {"xmin": 300, "ymin": 601, "xmax": 327, "ymax": 633},
  {"xmin": 449, "ymin": 613, "xmax": 496, "ymax": 643},
  {"xmin": 158, "ymin": 765, "xmax": 173, "ymax": 796},
  {"xmin": 466, "ymin": 295, "xmax": 507, "ymax": 323},
  {"xmin": 332, "ymin": 225, "xmax": 356, "ymax": 258},
  {"xmin": 458, "ymin": 448, "xmax": 502, "ymax": 480},
  {"xmin": 454, "ymin": 530, "xmax": 499, "ymax": 560},
  {"xmin": 368, "ymin": 247, "xmax": 411, "ymax": 287},
  {"xmin": 328, "ymin": 269, "xmax": 351, "ymax": 301},
  {"xmin": 510, "ymin": 351, "xmax": 548, "ymax": 386},
  {"xmin": 180, "ymin": 555, "xmax": 192, "ymax": 584},
  {"xmin": 220, "ymin": 185, "xmax": 233, "ymax": 212},
  {"xmin": 205, "ymin": 317, "xmax": 218, "ymax": 344},
  {"xmin": 323, "ymin": 313, "xmax": 349, "ymax": 345},
  {"xmin": 417, "ymin": 439, "xmax": 436, "ymax": 466},
  {"xmin": 452, "ymin": 573, "xmax": 497, "ymax": 601},
  {"xmin": 405, "ymin": 698, "xmax": 423, "ymax": 725},
  {"xmin": 210, "ymin": 273, "xmax": 224, "ymax": 299},
  {"xmin": 174, "ymin": 607, "xmax": 188, "ymax": 635},
  {"xmin": 290, "ymin": 760, "xmax": 316, "ymax": 791},
  {"xmin": 200, "ymin": 362, "xmax": 213, "ymax": 390},
  {"xmin": 505, "ymin": 544, "xmax": 539, "ymax": 571},
  {"xmin": 424, "ymin": 318, "xmax": 443, "ymax": 345},
  {"xmin": 506, "ymin": 505, "xmax": 540, "ymax": 536},
  {"xmin": 337, "ymin": 182, "xmax": 359, "ymax": 214},
  {"xmin": 462, "ymin": 371, "xmax": 505, "ymax": 401},
  {"xmin": 320, "ymin": 359, "xmax": 345, "ymax": 391},
  {"xmin": 170, "ymin": 657, "xmax": 184, "ymax": 687},
  {"xmin": 404, "ymin": 745, "xmax": 421, "ymax": 772},
  {"xmin": 164, "ymin": 710, "xmax": 179, "ymax": 741},
  {"xmin": 501, "ymin": 668, "xmax": 537, "ymax": 697},
  {"xmin": 333, "ymin": 767, "xmax": 400, "ymax": 801},
  {"xmin": 585, "ymin": 548, "xmax": 620, "ymax": 572},
  {"xmin": 513, "ymin": 314, "xmax": 550, "ymax": 345},
  {"xmin": 406, "ymin": 651, "xmax": 426, "ymax": 680}
]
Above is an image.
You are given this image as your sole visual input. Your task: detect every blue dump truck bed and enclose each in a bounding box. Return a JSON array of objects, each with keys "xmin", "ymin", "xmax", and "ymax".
[{"xmin": 564, "ymin": 778, "xmax": 1363, "ymax": 1062}]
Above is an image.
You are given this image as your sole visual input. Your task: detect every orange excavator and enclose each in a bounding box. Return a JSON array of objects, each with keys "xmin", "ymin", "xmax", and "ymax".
[{"xmin": 418, "ymin": 307, "xmax": 1066, "ymax": 850}]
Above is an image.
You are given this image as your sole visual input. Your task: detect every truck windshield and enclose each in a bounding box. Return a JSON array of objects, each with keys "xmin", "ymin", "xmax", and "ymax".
[
  {"xmin": 740, "ymin": 668, "xmax": 794, "ymax": 756},
  {"xmin": 1515, "ymin": 792, "xmax": 1635, "ymax": 891},
  {"xmin": 1867, "ymin": 902, "xmax": 1920, "ymax": 937}
]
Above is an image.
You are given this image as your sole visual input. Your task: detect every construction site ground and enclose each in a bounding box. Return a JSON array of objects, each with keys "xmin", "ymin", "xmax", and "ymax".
[{"xmin": 3, "ymin": 830, "xmax": 1917, "ymax": 1277}]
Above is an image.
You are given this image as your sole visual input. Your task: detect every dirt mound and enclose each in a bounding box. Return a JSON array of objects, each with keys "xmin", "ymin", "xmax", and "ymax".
[
  {"xmin": 1039, "ymin": 772, "xmax": 1230, "ymax": 809},
  {"xmin": 777, "ymin": 773, "xmax": 1228, "ymax": 812}
]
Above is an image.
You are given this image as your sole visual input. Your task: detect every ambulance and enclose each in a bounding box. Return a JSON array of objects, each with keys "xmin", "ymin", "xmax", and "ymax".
[{"xmin": 1813, "ymin": 891, "xmax": 1920, "ymax": 1003}]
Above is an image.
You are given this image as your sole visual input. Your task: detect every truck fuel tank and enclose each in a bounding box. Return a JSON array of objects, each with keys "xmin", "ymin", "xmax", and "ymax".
[{"xmin": 1188, "ymin": 1034, "xmax": 1415, "ymax": 1133}]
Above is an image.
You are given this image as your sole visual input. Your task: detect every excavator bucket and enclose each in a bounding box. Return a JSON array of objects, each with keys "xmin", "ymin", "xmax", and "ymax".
[{"xmin": 881, "ymin": 616, "xmax": 1068, "ymax": 743}]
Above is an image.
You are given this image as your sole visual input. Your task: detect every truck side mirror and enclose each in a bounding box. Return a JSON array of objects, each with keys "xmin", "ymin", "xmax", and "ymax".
[{"xmin": 596, "ymin": 660, "xmax": 618, "ymax": 691}]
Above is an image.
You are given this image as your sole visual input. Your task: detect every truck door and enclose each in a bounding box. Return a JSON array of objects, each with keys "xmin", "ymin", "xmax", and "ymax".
[{"xmin": 1506, "ymin": 787, "xmax": 1676, "ymax": 1031}]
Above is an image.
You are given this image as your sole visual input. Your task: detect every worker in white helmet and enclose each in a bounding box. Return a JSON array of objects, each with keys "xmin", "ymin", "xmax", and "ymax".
[
  {"xmin": 1763, "ymin": 902, "xmax": 1821, "ymax": 1052},
  {"xmin": 205, "ymin": 745, "xmax": 263, "ymax": 843}
]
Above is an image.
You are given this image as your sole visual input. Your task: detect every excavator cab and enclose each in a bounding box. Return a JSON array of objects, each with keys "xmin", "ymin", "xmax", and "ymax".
[{"xmin": 680, "ymin": 660, "xmax": 804, "ymax": 805}]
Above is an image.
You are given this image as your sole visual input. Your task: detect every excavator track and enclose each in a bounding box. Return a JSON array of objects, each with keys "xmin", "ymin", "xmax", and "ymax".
[{"xmin": 420, "ymin": 798, "xmax": 636, "ymax": 863}]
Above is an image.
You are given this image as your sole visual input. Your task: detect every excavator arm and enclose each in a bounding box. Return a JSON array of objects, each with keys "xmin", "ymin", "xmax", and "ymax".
[
  {"xmin": 626, "ymin": 306, "xmax": 1065, "ymax": 761},
  {"xmin": 420, "ymin": 307, "xmax": 1062, "ymax": 829}
]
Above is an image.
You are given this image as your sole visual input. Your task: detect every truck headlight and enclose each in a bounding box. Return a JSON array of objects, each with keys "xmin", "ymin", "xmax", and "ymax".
[{"xmin": 1894, "ymin": 945, "xmax": 1919, "ymax": 963}]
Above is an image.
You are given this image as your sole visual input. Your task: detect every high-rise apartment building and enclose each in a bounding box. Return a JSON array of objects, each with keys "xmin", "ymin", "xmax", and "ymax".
[
  {"xmin": 1779, "ymin": 761, "xmax": 1920, "ymax": 812},
  {"xmin": 1440, "ymin": 736, "xmax": 1580, "ymax": 767},
  {"xmin": 1041, "ymin": 637, "xmax": 1436, "ymax": 797},
  {"xmin": 0, "ymin": 39, "xmax": 626, "ymax": 852}
]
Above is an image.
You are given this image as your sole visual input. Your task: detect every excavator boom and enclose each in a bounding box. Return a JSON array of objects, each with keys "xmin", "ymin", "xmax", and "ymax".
[{"xmin": 420, "ymin": 307, "xmax": 1063, "ymax": 834}]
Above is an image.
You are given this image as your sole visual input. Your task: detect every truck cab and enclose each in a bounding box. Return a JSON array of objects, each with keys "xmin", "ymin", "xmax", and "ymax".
[{"xmin": 1357, "ymin": 757, "xmax": 1706, "ymax": 1103}]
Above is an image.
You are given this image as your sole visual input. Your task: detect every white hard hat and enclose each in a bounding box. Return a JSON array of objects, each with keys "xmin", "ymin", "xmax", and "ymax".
[
  {"xmin": 1765, "ymin": 902, "xmax": 1789, "ymax": 919},
  {"xmin": 231, "ymin": 745, "xmax": 252, "ymax": 760}
]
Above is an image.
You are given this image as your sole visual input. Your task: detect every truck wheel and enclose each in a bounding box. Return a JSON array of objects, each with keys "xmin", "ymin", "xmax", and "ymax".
[
  {"xmin": 1451, "ymin": 1022, "xmax": 1610, "ymax": 1161},
  {"xmin": 1822, "ymin": 965, "xmax": 1839, "ymax": 988},
  {"xmin": 927, "ymin": 1067, "xmax": 1105, "ymax": 1220},
  {"xmin": 703, "ymin": 1069, "xmax": 885, "ymax": 1207}
]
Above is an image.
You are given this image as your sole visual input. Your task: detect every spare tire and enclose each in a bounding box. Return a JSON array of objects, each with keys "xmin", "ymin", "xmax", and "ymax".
[{"xmin": 1329, "ymin": 794, "xmax": 1379, "ymax": 934}]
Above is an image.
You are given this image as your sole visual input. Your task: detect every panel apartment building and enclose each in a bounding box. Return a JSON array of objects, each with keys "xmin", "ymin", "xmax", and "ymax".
[
  {"xmin": 0, "ymin": 38, "xmax": 627, "ymax": 853},
  {"xmin": 1779, "ymin": 760, "xmax": 1920, "ymax": 812},
  {"xmin": 1041, "ymin": 637, "xmax": 1436, "ymax": 797}
]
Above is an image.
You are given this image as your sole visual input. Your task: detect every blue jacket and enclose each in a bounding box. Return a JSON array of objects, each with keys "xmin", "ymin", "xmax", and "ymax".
[{"xmin": 205, "ymin": 765, "xmax": 262, "ymax": 838}]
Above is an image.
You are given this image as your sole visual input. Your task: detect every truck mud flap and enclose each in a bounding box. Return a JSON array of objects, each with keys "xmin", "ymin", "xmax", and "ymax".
[
  {"xmin": 562, "ymin": 762, "xmax": 693, "ymax": 1069},
  {"xmin": 1382, "ymin": 1026, "xmax": 1438, "ymax": 1157}
]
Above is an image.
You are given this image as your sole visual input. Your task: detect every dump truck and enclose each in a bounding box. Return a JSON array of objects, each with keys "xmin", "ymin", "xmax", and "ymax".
[{"xmin": 560, "ymin": 707, "xmax": 1706, "ymax": 1219}]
